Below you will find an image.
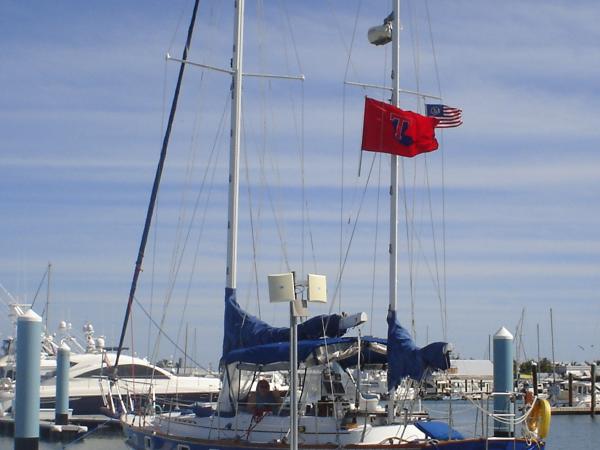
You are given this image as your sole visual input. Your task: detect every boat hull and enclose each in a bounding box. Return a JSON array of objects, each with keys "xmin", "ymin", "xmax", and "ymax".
[{"xmin": 123, "ymin": 424, "xmax": 544, "ymax": 450}]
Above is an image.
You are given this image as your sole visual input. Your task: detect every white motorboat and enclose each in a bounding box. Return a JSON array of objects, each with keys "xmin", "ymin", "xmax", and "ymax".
[{"xmin": 36, "ymin": 351, "xmax": 220, "ymax": 417}]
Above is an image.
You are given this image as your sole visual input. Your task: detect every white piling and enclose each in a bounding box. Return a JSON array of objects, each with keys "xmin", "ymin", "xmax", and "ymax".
[{"xmin": 55, "ymin": 343, "xmax": 70, "ymax": 425}]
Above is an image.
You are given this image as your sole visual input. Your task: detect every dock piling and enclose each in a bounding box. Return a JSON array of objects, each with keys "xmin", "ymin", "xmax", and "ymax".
[
  {"xmin": 14, "ymin": 309, "xmax": 42, "ymax": 450},
  {"xmin": 532, "ymin": 362, "xmax": 538, "ymax": 396},
  {"xmin": 55, "ymin": 343, "xmax": 70, "ymax": 425},
  {"xmin": 591, "ymin": 363, "xmax": 596, "ymax": 416},
  {"xmin": 568, "ymin": 373, "xmax": 573, "ymax": 407},
  {"xmin": 493, "ymin": 326, "xmax": 513, "ymax": 437}
]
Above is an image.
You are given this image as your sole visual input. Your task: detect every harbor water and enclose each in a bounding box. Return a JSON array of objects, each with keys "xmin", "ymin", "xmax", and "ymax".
[{"xmin": 0, "ymin": 402, "xmax": 597, "ymax": 449}]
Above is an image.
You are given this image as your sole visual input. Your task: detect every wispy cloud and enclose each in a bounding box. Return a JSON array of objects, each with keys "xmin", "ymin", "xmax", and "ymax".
[{"xmin": 1, "ymin": 0, "xmax": 598, "ymax": 365}]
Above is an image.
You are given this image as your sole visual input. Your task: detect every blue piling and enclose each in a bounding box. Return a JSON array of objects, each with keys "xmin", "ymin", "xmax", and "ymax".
[
  {"xmin": 493, "ymin": 326, "xmax": 514, "ymax": 437},
  {"xmin": 55, "ymin": 343, "xmax": 70, "ymax": 425},
  {"xmin": 14, "ymin": 309, "xmax": 42, "ymax": 450}
]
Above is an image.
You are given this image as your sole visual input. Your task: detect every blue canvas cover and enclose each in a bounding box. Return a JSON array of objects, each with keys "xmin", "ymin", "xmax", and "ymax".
[
  {"xmin": 222, "ymin": 288, "xmax": 347, "ymax": 359},
  {"xmin": 222, "ymin": 336, "xmax": 391, "ymax": 366},
  {"xmin": 221, "ymin": 337, "xmax": 352, "ymax": 365},
  {"xmin": 387, "ymin": 309, "xmax": 450, "ymax": 390},
  {"xmin": 414, "ymin": 420, "xmax": 464, "ymax": 440}
]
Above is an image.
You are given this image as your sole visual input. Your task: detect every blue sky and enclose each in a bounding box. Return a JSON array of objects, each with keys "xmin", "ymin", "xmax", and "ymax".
[{"xmin": 1, "ymin": 0, "xmax": 599, "ymax": 367}]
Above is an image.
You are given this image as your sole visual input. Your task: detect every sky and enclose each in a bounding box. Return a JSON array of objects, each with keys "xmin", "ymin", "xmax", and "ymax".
[{"xmin": 1, "ymin": 0, "xmax": 599, "ymax": 368}]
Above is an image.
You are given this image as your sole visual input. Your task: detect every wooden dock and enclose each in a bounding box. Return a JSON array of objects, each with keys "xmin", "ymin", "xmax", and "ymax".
[
  {"xmin": 0, "ymin": 415, "xmax": 88, "ymax": 438},
  {"xmin": 551, "ymin": 406, "xmax": 600, "ymax": 415}
]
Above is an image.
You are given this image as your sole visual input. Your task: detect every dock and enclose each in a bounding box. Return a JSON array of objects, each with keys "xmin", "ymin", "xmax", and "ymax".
[
  {"xmin": 551, "ymin": 406, "xmax": 600, "ymax": 415},
  {"xmin": 0, "ymin": 414, "xmax": 88, "ymax": 439}
]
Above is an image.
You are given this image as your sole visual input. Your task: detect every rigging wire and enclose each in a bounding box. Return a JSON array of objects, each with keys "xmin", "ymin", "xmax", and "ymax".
[
  {"xmin": 424, "ymin": 0, "xmax": 448, "ymax": 340},
  {"xmin": 337, "ymin": 0, "xmax": 364, "ymax": 313},
  {"xmin": 278, "ymin": 0, "xmax": 308, "ymax": 278},
  {"xmin": 401, "ymin": 158, "xmax": 418, "ymax": 340},
  {"xmin": 114, "ymin": 0, "xmax": 201, "ymax": 371},
  {"xmin": 175, "ymin": 95, "xmax": 228, "ymax": 348},
  {"xmin": 404, "ymin": 0, "xmax": 421, "ymax": 341},
  {"xmin": 424, "ymin": 156, "xmax": 447, "ymax": 339},
  {"xmin": 279, "ymin": 2, "xmax": 309, "ymax": 278},
  {"xmin": 29, "ymin": 265, "xmax": 49, "ymax": 310},
  {"xmin": 325, "ymin": 0, "xmax": 361, "ymax": 82},
  {"xmin": 328, "ymin": 153, "xmax": 377, "ymax": 315},
  {"xmin": 134, "ymin": 295, "xmax": 211, "ymax": 372},
  {"xmin": 151, "ymin": 90, "xmax": 231, "ymax": 366},
  {"xmin": 148, "ymin": 0, "xmax": 227, "ymax": 363},
  {"xmin": 368, "ymin": 156, "xmax": 382, "ymax": 336},
  {"xmin": 148, "ymin": 24, "xmax": 175, "ymax": 359},
  {"xmin": 241, "ymin": 101, "xmax": 263, "ymax": 317}
]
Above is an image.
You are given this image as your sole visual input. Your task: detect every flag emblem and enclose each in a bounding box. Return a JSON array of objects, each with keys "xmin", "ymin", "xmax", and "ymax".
[
  {"xmin": 361, "ymin": 97, "xmax": 439, "ymax": 157},
  {"xmin": 425, "ymin": 104, "xmax": 463, "ymax": 128}
]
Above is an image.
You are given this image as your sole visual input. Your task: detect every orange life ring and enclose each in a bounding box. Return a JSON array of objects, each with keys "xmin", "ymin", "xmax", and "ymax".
[{"xmin": 526, "ymin": 398, "xmax": 551, "ymax": 439}]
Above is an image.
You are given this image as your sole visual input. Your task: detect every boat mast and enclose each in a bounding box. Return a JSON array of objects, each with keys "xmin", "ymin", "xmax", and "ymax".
[
  {"xmin": 226, "ymin": 0, "xmax": 245, "ymax": 290},
  {"xmin": 389, "ymin": 0, "xmax": 400, "ymax": 314},
  {"xmin": 45, "ymin": 262, "xmax": 51, "ymax": 332},
  {"xmin": 387, "ymin": 0, "xmax": 401, "ymax": 422},
  {"xmin": 114, "ymin": 0, "xmax": 201, "ymax": 370}
]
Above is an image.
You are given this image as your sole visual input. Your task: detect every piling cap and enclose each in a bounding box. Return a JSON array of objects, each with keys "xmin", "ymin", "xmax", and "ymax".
[
  {"xmin": 18, "ymin": 309, "xmax": 42, "ymax": 322},
  {"xmin": 494, "ymin": 326, "xmax": 513, "ymax": 340},
  {"xmin": 59, "ymin": 342, "xmax": 71, "ymax": 352}
]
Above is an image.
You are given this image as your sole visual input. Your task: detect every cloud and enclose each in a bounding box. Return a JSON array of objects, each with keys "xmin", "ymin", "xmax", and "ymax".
[{"xmin": 1, "ymin": 0, "xmax": 599, "ymax": 364}]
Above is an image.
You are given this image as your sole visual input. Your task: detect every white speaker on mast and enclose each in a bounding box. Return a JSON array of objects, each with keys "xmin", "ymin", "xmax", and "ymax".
[
  {"xmin": 267, "ymin": 273, "xmax": 295, "ymax": 303},
  {"xmin": 307, "ymin": 274, "xmax": 327, "ymax": 303}
]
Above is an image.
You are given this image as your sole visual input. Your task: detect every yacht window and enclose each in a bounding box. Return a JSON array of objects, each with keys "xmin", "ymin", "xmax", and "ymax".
[
  {"xmin": 118, "ymin": 364, "xmax": 169, "ymax": 379},
  {"xmin": 41, "ymin": 370, "xmax": 57, "ymax": 382},
  {"xmin": 74, "ymin": 364, "xmax": 169, "ymax": 379},
  {"xmin": 75, "ymin": 364, "xmax": 168, "ymax": 379},
  {"xmin": 75, "ymin": 367, "xmax": 107, "ymax": 378},
  {"xmin": 177, "ymin": 445, "xmax": 190, "ymax": 450},
  {"xmin": 144, "ymin": 436, "xmax": 152, "ymax": 450}
]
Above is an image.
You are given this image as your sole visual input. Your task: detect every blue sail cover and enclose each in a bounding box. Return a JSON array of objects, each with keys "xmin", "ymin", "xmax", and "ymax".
[
  {"xmin": 387, "ymin": 309, "xmax": 450, "ymax": 391},
  {"xmin": 222, "ymin": 337, "xmax": 351, "ymax": 365},
  {"xmin": 222, "ymin": 336, "xmax": 389, "ymax": 366},
  {"xmin": 222, "ymin": 287, "xmax": 347, "ymax": 360}
]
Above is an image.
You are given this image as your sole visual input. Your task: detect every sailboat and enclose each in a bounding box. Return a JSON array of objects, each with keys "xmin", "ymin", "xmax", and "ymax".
[{"xmin": 112, "ymin": 1, "xmax": 548, "ymax": 449}]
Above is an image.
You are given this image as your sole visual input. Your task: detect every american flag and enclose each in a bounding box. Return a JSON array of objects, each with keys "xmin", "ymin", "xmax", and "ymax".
[{"xmin": 425, "ymin": 104, "xmax": 463, "ymax": 128}]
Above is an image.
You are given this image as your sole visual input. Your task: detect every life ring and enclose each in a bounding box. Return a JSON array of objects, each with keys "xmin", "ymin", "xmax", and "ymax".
[{"xmin": 526, "ymin": 398, "xmax": 551, "ymax": 439}]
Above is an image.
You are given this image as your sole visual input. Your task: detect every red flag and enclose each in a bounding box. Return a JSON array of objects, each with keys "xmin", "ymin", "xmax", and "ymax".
[{"xmin": 361, "ymin": 97, "xmax": 439, "ymax": 157}]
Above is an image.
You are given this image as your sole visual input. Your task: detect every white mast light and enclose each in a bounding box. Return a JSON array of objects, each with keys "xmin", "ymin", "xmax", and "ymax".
[
  {"xmin": 368, "ymin": 12, "xmax": 393, "ymax": 46},
  {"xmin": 368, "ymin": 23, "xmax": 392, "ymax": 46}
]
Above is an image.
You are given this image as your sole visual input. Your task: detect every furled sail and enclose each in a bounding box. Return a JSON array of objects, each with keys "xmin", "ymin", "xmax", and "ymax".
[
  {"xmin": 386, "ymin": 308, "xmax": 451, "ymax": 390},
  {"xmin": 222, "ymin": 287, "xmax": 348, "ymax": 359}
]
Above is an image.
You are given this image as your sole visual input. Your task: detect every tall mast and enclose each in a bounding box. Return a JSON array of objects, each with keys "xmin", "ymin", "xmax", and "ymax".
[
  {"xmin": 226, "ymin": 0, "xmax": 245, "ymax": 290},
  {"xmin": 387, "ymin": 0, "xmax": 401, "ymax": 424},
  {"xmin": 389, "ymin": 0, "xmax": 400, "ymax": 313}
]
